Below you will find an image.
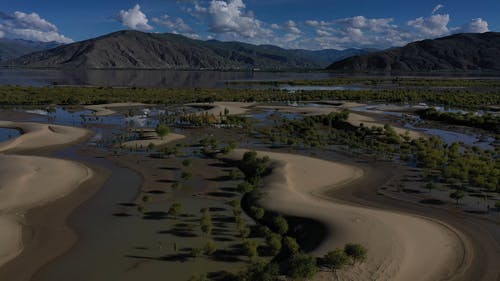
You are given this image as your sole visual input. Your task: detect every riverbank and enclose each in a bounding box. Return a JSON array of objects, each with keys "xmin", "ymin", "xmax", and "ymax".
[
  {"xmin": 228, "ymin": 149, "xmax": 469, "ymax": 281},
  {"xmin": 0, "ymin": 121, "xmax": 105, "ymax": 281}
]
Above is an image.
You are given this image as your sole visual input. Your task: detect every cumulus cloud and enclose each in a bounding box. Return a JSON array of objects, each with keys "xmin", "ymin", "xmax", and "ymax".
[
  {"xmin": 453, "ymin": 18, "xmax": 489, "ymax": 33},
  {"xmin": 118, "ymin": 4, "xmax": 153, "ymax": 31},
  {"xmin": 202, "ymin": 0, "xmax": 272, "ymax": 39},
  {"xmin": 432, "ymin": 4, "xmax": 445, "ymax": 14},
  {"xmin": 407, "ymin": 14, "xmax": 450, "ymax": 36},
  {"xmin": 153, "ymin": 15, "xmax": 200, "ymax": 39},
  {"xmin": 0, "ymin": 11, "xmax": 72, "ymax": 43},
  {"xmin": 285, "ymin": 20, "xmax": 301, "ymax": 34},
  {"xmin": 153, "ymin": 15, "xmax": 194, "ymax": 33}
]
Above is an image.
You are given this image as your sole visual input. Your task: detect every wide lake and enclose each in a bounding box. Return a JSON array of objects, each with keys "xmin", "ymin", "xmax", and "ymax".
[{"xmin": 0, "ymin": 68, "xmax": 343, "ymax": 88}]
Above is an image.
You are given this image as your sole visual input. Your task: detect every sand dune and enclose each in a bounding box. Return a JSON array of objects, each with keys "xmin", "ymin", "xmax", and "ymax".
[
  {"xmin": 85, "ymin": 102, "xmax": 146, "ymax": 116},
  {"xmin": 0, "ymin": 121, "xmax": 92, "ymax": 267},
  {"xmin": 121, "ymin": 133, "xmax": 185, "ymax": 149},
  {"xmin": 187, "ymin": 102, "xmax": 256, "ymax": 116},
  {"xmin": 255, "ymin": 105, "xmax": 423, "ymax": 139},
  {"xmin": 229, "ymin": 149, "xmax": 467, "ymax": 281},
  {"xmin": 0, "ymin": 121, "xmax": 89, "ymax": 152}
]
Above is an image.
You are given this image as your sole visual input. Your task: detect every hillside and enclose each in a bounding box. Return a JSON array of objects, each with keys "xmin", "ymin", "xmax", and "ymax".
[
  {"xmin": 6, "ymin": 30, "xmax": 370, "ymax": 70},
  {"xmin": 0, "ymin": 39, "xmax": 60, "ymax": 62},
  {"xmin": 328, "ymin": 32, "xmax": 500, "ymax": 73}
]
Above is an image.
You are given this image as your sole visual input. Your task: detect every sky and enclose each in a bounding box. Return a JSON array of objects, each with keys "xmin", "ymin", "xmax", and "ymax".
[{"xmin": 0, "ymin": 0, "xmax": 498, "ymax": 50}]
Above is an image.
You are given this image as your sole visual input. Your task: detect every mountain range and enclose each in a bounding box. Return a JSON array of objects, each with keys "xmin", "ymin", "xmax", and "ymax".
[
  {"xmin": 4, "ymin": 30, "xmax": 370, "ymax": 70},
  {"xmin": 0, "ymin": 38, "xmax": 60, "ymax": 62},
  {"xmin": 328, "ymin": 32, "xmax": 500, "ymax": 73}
]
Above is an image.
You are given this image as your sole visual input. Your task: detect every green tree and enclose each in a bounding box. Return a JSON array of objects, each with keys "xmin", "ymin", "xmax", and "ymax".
[
  {"xmin": 344, "ymin": 243, "xmax": 367, "ymax": 264},
  {"xmin": 272, "ymin": 215, "xmax": 288, "ymax": 235},
  {"xmin": 323, "ymin": 249, "xmax": 352, "ymax": 271},
  {"xmin": 266, "ymin": 233, "xmax": 282, "ymax": 256},
  {"xmin": 203, "ymin": 240, "xmax": 217, "ymax": 255},
  {"xmin": 155, "ymin": 123, "xmax": 170, "ymax": 139},
  {"xmin": 250, "ymin": 206, "xmax": 265, "ymax": 220},
  {"xmin": 237, "ymin": 261, "xmax": 279, "ymax": 281},
  {"xmin": 168, "ymin": 203, "xmax": 183, "ymax": 218},
  {"xmin": 286, "ymin": 253, "xmax": 318, "ymax": 280},
  {"xmin": 237, "ymin": 182, "xmax": 254, "ymax": 193},
  {"xmin": 243, "ymin": 239, "xmax": 259, "ymax": 260},
  {"xmin": 450, "ymin": 190, "xmax": 466, "ymax": 204}
]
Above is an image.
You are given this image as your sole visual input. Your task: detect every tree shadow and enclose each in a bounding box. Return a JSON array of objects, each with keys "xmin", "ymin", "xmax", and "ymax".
[
  {"xmin": 143, "ymin": 211, "xmax": 169, "ymax": 220},
  {"xmin": 158, "ymin": 166, "xmax": 179, "ymax": 171},
  {"xmin": 206, "ymin": 192, "xmax": 238, "ymax": 198},
  {"xmin": 158, "ymin": 228, "xmax": 198, "ymax": 238},
  {"xmin": 118, "ymin": 203, "xmax": 137, "ymax": 207},
  {"xmin": 125, "ymin": 253, "xmax": 191, "ymax": 263},
  {"xmin": 146, "ymin": 190, "xmax": 166, "ymax": 194},
  {"xmin": 157, "ymin": 179, "xmax": 177, "ymax": 183},
  {"xmin": 113, "ymin": 212, "xmax": 133, "ymax": 217},
  {"xmin": 219, "ymin": 187, "xmax": 238, "ymax": 193}
]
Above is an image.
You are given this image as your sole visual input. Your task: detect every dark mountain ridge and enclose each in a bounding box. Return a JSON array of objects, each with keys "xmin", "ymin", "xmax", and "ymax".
[
  {"xmin": 6, "ymin": 30, "xmax": 370, "ymax": 70},
  {"xmin": 328, "ymin": 32, "xmax": 500, "ymax": 73}
]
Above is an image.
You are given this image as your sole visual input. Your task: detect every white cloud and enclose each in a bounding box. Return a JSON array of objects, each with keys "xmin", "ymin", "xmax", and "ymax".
[
  {"xmin": 118, "ymin": 4, "xmax": 153, "ymax": 31},
  {"xmin": 204, "ymin": 0, "xmax": 272, "ymax": 39},
  {"xmin": 407, "ymin": 14, "xmax": 450, "ymax": 36},
  {"xmin": 432, "ymin": 4, "xmax": 445, "ymax": 15},
  {"xmin": 285, "ymin": 20, "xmax": 301, "ymax": 34},
  {"xmin": 153, "ymin": 15, "xmax": 194, "ymax": 33},
  {"xmin": 0, "ymin": 11, "xmax": 73, "ymax": 43},
  {"xmin": 453, "ymin": 18, "xmax": 489, "ymax": 33}
]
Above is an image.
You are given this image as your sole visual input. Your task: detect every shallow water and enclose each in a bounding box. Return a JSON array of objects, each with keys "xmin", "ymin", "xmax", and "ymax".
[{"xmin": 0, "ymin": 128, "xmax": 20, "ymax": 142}]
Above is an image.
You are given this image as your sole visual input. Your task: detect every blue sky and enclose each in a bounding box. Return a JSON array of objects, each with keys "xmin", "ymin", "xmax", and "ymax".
[{"xmin": 0, "ymin": 0, "xmax": 498, "ymax": 50}]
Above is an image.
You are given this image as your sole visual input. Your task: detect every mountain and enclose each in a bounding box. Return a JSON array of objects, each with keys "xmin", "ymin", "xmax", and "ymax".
[
  {"xmin": 0, "ymin": 38, "xmax": 61, "ymax": 62},
  {"xmin": 6, "ymin": 30, "xmax": 371, "ymax": 70},
  {"xmin": 328, "ymin": 32, "xmax": 500, "ymax": 73}
]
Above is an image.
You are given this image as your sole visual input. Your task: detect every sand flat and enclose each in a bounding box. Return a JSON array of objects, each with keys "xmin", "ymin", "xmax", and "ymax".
[
  {"xmin": 85, "ymin": 102, "xmax": 147, "ymax": 116},
  {"xmin": 0, "ymin": 121, "xmax": 92, "ymax": 267},
  {"xmin": 256, "ymin": 105, "xmax": 423, "ymax": 139},
  {"xmin": 0, "ymin": 121, "xmax": 89, "ymax": 152},
  {"xmin": 121, "ymin": 133, "xmax": 185, "ymax": 149},
  {"xmin": 187, "ymin": 102, "xmax": 256, "ymax": 116},
  {"xmin": 229, "ymin": 149, "xmax": 466, "ymax": 281}
]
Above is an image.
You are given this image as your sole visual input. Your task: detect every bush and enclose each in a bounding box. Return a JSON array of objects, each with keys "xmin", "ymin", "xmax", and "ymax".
[
  {"xmin": 266, "ymin": 233, "xmax": 282, "ymax": 256},
  {"xmin": 286, "ymin": 253, "xmax": 318, "ymax": 279},
  {"xmin": 323, "ymin": 249, "xmax": 352, "ymax": 271},
  {"xmin": 344, "ymin": 243, "xmax": 367, "ymax": 264},
  {"xmin": 203, "ymin": 240, "xmax": 217, "ymax": 255},
  {"xmin": 155, "ymin": 123, "xmax": 170, "ymax": 139},
  {"xmin": 237, "ymin": 182, "xmax": 254, "ymax": 193},
  {"xmin": 272, "ymin": 215, "xmax": 288, "ymax": 235},
  {"xmin": 237, "ymin": 261, "xmax": 279, "ymax": 281},
  {"xmin": 249, "ymin": 206, "xmax": 265, "ymax": 220}
]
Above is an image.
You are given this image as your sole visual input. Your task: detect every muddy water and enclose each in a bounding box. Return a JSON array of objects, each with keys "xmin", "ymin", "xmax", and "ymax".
[{"xmin": 34, "ymin": 146, "xmax": 253, "ymax": 281}]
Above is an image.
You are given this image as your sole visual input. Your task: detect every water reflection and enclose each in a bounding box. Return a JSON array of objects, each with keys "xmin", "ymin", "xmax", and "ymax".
[{"xmin": 0, "ymin": 68, "xmax": 337, "ymax": 88}]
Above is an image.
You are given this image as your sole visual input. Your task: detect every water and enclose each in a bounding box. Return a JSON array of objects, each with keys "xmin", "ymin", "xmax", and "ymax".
[
  {"xmin": 0, "ymin": 128, "xmax": 21, "ymax": 142},
  {"xmin": 0, "ymin": 68, "xmax": 338, "ymax": 88}
]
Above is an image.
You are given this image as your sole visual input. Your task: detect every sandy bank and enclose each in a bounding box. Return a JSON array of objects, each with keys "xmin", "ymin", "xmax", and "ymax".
[
  {"xmin": 85, "ymin": 103, "xmax": 146, "ymax": 116},
  {"xmin": 187, "ymin": 102, "xmax": 256, "ymax": 116},
  {"xmin": 121, "ymin": 131, "xmax": 185, "ymax": 149},
  {"xmin": 0, "ymin": 121, "xmax": 93, "ymax": 268},
  {"xmin": 0, "ymin": 121, "xmax": 89, "ymax": 152},
  {"xmin": 256, "ymin": 105, "xmax": 423, "ymax": 139},
  {"xmin": 0, "ymin": 155, "xmax": 92, "ymax": 267},
  {"xmin": 229, "ymin": 149, "xmax": 466, "ymax": 281}
]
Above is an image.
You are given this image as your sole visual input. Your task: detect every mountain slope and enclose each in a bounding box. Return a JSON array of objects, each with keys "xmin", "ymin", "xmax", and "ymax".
[
  {"xmin": 0, "ymin": 38, "xmax": 60, "ymax": 62},
  {"xmin": 328, "ymin": 32, "xmax": 500, "ymax": 73},
  {"xmin": 7, "ymin": 30, "xmax": 371, "ymax": 70}
]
